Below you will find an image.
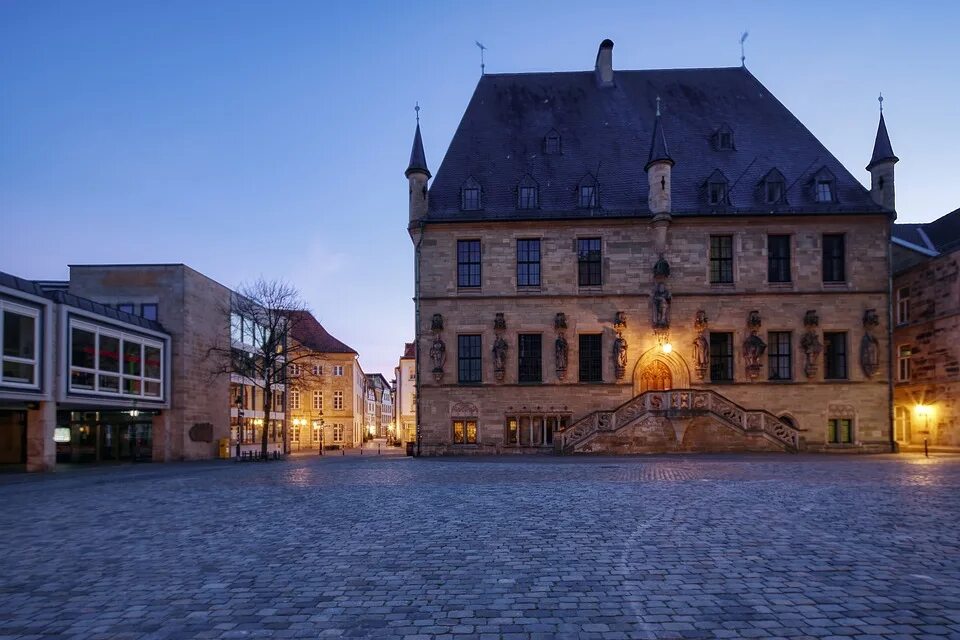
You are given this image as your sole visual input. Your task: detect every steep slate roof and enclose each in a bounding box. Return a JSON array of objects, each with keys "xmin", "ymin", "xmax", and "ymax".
[
  {"xmin": 406, "ymin": 123, "xmax": 431, "ymax": 178},
  {"xmin": 288, "ymin": 310, "xmax": 357, "ymax": 355},
  {"xmin": 894, "ymin": 207, "xmax": 960, "ymax": 255},
  {"xmin": 426, "ymin": 66, "xmax": 883, "ymax": 220},
  {"xmin": 867, "ymin": 113, "xmax": 898, "ymax": 170}
]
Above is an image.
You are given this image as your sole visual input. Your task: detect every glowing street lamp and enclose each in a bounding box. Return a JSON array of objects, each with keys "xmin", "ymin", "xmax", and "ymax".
[{"xmin": 915, "ymin": 404, "xmax": 932, "ymax": 457}]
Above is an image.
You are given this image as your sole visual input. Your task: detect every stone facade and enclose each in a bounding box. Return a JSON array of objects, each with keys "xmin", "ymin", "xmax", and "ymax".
[
  {"xmin": 287, "ymin": 353, "xmax": 362, "ymax": 450},
  {"xmin": 69, "ymin": 264, "xmax": 231, "ymax": 460},
  {"xmin": 892, "ymin": 241, "xmax": 960, "ymax": 449},
  {"xmin": 412, "ymin": 216, "xmax": 892, "ymax": 455},
  {"xmin": 395, "ymin": 343, "xmax": 416, "ymax": 447}
]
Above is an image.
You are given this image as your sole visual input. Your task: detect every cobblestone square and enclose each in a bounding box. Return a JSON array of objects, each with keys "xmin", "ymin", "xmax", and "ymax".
[{"xmin": 2, "ymin": 454, "xmax": 959, "ymax": 639}]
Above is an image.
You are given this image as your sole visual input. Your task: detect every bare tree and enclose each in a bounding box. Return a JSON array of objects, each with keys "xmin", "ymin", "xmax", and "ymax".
[{"xmin": 208, "ymin": 278, "xmax": 318, "ymax": 459}]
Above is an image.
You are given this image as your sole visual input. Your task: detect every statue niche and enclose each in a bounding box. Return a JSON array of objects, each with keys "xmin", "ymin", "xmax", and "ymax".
[{"xmin": 860, "ymin": 308, "xmax": 881, "ymax": 378}]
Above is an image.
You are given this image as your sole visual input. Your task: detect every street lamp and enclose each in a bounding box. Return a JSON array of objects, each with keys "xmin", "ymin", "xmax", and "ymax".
[
  {"xmin": 916, "ymin": 404, "xmax": 932, "ymax": 457},
  {"xmin": 316, "ymin": 409, "xmax": 325, "ymax": 456},
  {"xmin": 235, "ymin": 392, "xmax": 243, "ymax": 459}
]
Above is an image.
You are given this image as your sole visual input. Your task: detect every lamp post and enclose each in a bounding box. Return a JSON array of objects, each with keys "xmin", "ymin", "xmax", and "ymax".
[{"xmin": 235, "ymin": 392, "xmax": 243, "ymax": 459}]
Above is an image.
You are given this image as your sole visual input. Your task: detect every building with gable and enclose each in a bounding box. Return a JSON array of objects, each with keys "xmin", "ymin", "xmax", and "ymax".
[{"xmin": 406, "ymin": 40, "xmax": 896, "ymax": 455}]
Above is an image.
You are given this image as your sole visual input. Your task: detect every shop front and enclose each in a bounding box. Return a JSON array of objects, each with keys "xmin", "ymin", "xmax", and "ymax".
[{"xmin": 54, "ymin": 410, "xmax": 156, "ymax": 464}]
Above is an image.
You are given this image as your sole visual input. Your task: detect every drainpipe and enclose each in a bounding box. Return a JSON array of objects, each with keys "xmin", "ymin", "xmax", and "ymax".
[
  {"xmin": 886, "ymin": 219, "xmax": 896, "ymax": 453},
  {"xmin": 414, "ymin": 220, "xmax": 425, "ymax": 457}
]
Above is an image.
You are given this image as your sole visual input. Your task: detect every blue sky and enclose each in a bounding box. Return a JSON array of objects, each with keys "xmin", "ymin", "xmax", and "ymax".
[{"xmin": 2, "ymin": 0, "xmax": 958, "ymax": 376}]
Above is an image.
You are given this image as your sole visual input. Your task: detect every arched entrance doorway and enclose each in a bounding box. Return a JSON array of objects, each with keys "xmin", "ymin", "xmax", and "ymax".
[
  {"xmin": 632, "ymin": 347, "xmax": 691, "ymax": 396},
  {"xmin": 639, "ymin": 361, "xmax": 672, "ymax": 392}
]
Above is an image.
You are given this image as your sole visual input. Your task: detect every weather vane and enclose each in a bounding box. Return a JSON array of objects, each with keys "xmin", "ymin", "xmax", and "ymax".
[
  {"xmin": 878, "ymin": 92, "xmax": 884, "ymax": 114},
  {"xmin": 475, "ymin": 41, "xmax": 487, "ymax": 75},
  {"xmin": 740, "ymin": 31, "xmax": 749, "ymax": 67},
  {"xmin": 415, "ymin": 101, "xmax": 420, "ymax": 124}
]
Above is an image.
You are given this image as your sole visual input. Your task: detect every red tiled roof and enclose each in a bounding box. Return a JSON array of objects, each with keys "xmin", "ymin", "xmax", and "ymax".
[{"xmin": 288, "ymin": 310, "xmax": 357, "ymax": 355}]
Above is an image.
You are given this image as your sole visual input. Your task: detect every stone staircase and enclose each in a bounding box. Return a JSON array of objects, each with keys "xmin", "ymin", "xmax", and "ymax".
[{"xmin": 555, "ymin": 389, "xmax": 801, "ymax": 454}]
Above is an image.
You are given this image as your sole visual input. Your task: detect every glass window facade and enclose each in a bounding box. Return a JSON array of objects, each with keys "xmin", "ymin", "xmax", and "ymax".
[
  {"xmin": 1, "ymin": 302, "xmax": 39, "ymax": 388},
  {"xmin": 68, "ymin": 319, "xmax": 164, "ymax": 399}
]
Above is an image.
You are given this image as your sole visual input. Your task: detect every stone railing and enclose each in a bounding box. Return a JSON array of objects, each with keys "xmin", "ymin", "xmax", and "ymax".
[{"xmin": 556, "ymin": 389, "xmax": 800, "ymax": 453}]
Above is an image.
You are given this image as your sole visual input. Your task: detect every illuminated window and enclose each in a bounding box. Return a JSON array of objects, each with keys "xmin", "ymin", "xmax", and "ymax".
[
  {"xmin": 68, "ymin": 319, "xmax": 163, "ymax": 399},
  {"xmin": 290, "ymin": 389, "xmax": 300, "ymax": 410},
  {"xmin": 313, "ymin": 390, "xmax": 323, "ymax": 410},
  {"xmin": 898, "ymin": 345, "xmax": 911, "ymax": 382},
  {"xmin": 452, "ymin": 419, "xmax": 478, "ymax": 444}
]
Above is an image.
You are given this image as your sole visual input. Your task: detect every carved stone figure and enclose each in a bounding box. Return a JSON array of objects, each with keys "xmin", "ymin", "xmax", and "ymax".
[
  {"xmin": 860, "ymin": 308, "xmax": 881, "ymax": 377},
  {"xmin": 614, "ymin": 311, "xmax": 627, "ymax": 330},
  {"xmin": 431, "ymin": 313, "xmax": 444, "ymax": 332},
  {"xmin": 803, "ymin": 309, "xmax": 819, "ymax": 330},
  {"xmin": 652, "ymin": 282, "xmax": 671, "ymax": 329},
  {"xmin": 494, "ymin": 312, "xmax": 506, "ymax": 332},
  {"xmin": 429, "ymin": 335, "xmax": 446, "ymax": 379},
  {"xmin": 492, "ymin": 335, "xmax": 508, "ymax": 380},
  {"xmin": 554, "ymin": 312, "xmax": 567, "ymax": 331},
  {"xmin": 555, "ymin": 333, "xmax": 568, "ymax": 376},
  {"xmin": 801, "ymin": 328, "xmax": 823, "ymax": 379},
  {"xmin": 743, "ymin": 311, "xmax": 766, "ymax": 379},
  {"xmin": 693, "ymin": 310, "xmax": 709, "ymax": 381},
  {"xmin": 653, "ymin": 254, "xmax": 671, "ymax": 278},
  {"xmin": 613, "ymin": 331, "xmax": 628, "ymax": 379}
]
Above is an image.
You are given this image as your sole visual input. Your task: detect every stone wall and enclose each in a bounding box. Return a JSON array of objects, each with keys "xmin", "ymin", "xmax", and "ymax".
[
  {"xmin": 893, "ymin": 249, "xmax": 960, "ymax": 447},
  {"xmin": 415, "ymin": 214, "xmax": 893, "ymax": 455}
]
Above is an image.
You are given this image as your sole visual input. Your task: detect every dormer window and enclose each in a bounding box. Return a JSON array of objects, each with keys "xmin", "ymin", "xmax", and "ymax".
[
  {"xmin": 544, "ymin": 129, "xmax": 561, "ymax": 155},
  {"xmin": 577, "ymin": 173, "xmax": 599, "ymax": 209},
  {"xmin": 816, "ymin": 181, "xmax": 833, "ymax": 202},
  {"xmin": 706, "ymin": 170, "xmax": 729, "ymax": 206},
  {"xmin": 811, "ymin": 167, "xmax": 837, "ymax": 204},
  {"xmin": 517, "ymin": 175, "xmax": 539, "ymax": 209},
  {"xmin": 460, "ymin": 177, "xmax": 482, "ymax": 211},
  {"xmin": 760, "ymin": 169, "xmax": 786, "ymax": 205},
  {"xmin": 713, "ymin": 124, "xmax": 735, "ymax": 151}
]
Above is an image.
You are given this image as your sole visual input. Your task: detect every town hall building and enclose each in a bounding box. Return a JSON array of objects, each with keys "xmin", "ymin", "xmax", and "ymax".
[{"xmin": 406, "ymin": 40, "xmax": 896, "ymax": 455}]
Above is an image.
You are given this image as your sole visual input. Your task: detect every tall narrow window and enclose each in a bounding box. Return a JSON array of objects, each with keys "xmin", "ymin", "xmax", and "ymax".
[
  {"xmin": 518, "ymin": 334, "xmax": 542, "ymax": 383},
  {"xmin": 290, "ymin": 389, "xmax": 301, "ymax": 410},
  {"xmin": 896, "ymin": 287, "xmax": 910, "ymax": 325},
  {"xmin": 822, "ymin": 234, "xmax": 845, "ymax": 283},
  {"xmin": 461, "ymin": 177, "xmax": 482, "ymax": 211},
  {"xmin": 313, "ymin": 390, "xmax": 323, "ymax": 410},
  {"xmin": 578, "ymin": 334, "xmax": 602, "ymax": 383},
  {"xmin": 898, "ymin": 345, "xmax": 911, "ymax": 382},
  {"xmin": 710, "ymin": 235, "xmax": 734, "ymax": 284},
  {"xmin": 333, "ymin": 390, "xmax": 343, "ymax": 410},
  {"xmin": 457, "ymin": 239, "xmax": 481, "ymax": 288},
  {"xmin": 517, "ymin": 239, "xmax": 541, "ymax": 287},
  {"xmin": 709, "ymin": 182, "xmax": 726, "ymax": 205},
  {"xmin": 458, "ymin": 335, "xmax": 482, "ymax": 384},
  {"xmin": 816, "ymin": 181, "xmax": 833, "ymax": 203},
  {"xmin": 894, "ymin": 406, "xmax": 911, "ymax": 442},
  {"xmin": 768, "ymin": 332, "xmax": 792, "ymax": 380},
  {"xmin": 1, "ymin": 303, "xmax": 39, "ymax": 387},
  {"xmin": 824, "ymin": 332, "xmax": 847, "ymax": 379},
  {"xmin": 709, "ymin": 332, "xmax": 734, "ymax": 382},
  {"xmin": 577, "ymin": 238, "xmax": 602, "ymax": 286},
  {"xmin": 767, "ymin": 235, "xmax": 791, "ymax": 283}
]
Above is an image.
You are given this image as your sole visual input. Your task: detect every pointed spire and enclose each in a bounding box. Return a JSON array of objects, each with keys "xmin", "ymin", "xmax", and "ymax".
[
  {"xmin": 645, "ymin": 97, "xmax": 674, "ymax": 171},
  {"xmin": 405, "ymin": 103, "xmax": 431, "ymax": 179},
  {"xmin": 866, "ymin": 96, "xmax": 898, "ymax": 171}
]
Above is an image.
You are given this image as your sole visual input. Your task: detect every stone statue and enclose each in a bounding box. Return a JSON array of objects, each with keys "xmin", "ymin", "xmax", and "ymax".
[
  {"xmin": 694, "ymin": 333, "xmax": 709, "ymax": 377},
  {"xmin": 492, "ymin": 335, "xmax": 508, "ymax": 378},
  {"xmin": 429, "ymin": 335, "xmax": 446, "ymax": 372},
  {"xmin": 652, "ymin": 282, "xmax": 671, "ymax": 329},
  {"xmin": 613, "ymin": 331, "xmax": 628, "ymax": 378},
  {"xmin": 743, "ymin": 333, "xmax": 767, "ymax": 378},
  {"xmin": 801, "ymin": 329, "xmax": 823, "ymax": 379},
  {"xmin": 555, "ymin": 334, "xmax": 568, "ymax": 374}
]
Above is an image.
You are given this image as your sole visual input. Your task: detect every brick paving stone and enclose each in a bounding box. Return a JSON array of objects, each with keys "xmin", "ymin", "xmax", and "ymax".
[{"xmin": 0, "ymin": 453, "xmax": 959, "ymax": 639}]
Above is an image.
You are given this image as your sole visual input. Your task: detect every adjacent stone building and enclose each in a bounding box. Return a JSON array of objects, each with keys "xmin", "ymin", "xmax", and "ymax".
[
  {"xmin": 394, "ymin": 342, "xmax": 416, "ymax": 447},
  {"xmin": 407, "ymin": 40, "xmax": 895, "ymax": 455},
  {"xmin": 365, "ymin": 373, "xmax": 392, "ymax": 438},
  {"xmin": 891, "ymin": 207, "xmax": 960, "ymax": 450},
  {"xmin": 286, "ymin": 310, "xmax": 362, "ymax": 450}
]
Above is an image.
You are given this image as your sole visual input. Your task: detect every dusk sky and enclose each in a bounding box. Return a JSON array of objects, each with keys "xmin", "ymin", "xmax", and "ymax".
[{"xmin": 2, "ymin": 0, "xmax": 958, "ymax": 376}]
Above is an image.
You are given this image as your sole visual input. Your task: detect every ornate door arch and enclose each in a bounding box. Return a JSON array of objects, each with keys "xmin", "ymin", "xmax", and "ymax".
[{"xmin": 639, "ymin": 360, "xmax": 672, "ymax": 392}]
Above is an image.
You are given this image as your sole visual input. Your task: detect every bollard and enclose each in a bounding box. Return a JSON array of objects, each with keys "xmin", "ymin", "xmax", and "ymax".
[
  {"xmin": 341, "ymin": 447, "xmax": 345, "ymax": 456},
  {"xmin": 924, "ymin": 437, "xmax": 929, "ymax": 458},
  {"xmin": 378, "ymin": 444, "xmax": 381, "ymax": 456}
]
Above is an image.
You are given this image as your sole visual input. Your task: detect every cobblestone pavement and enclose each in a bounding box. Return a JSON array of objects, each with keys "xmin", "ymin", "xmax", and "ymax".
[{"xmin": 1, "ymin": 453, "xmax": 959, "ymax": 639}]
